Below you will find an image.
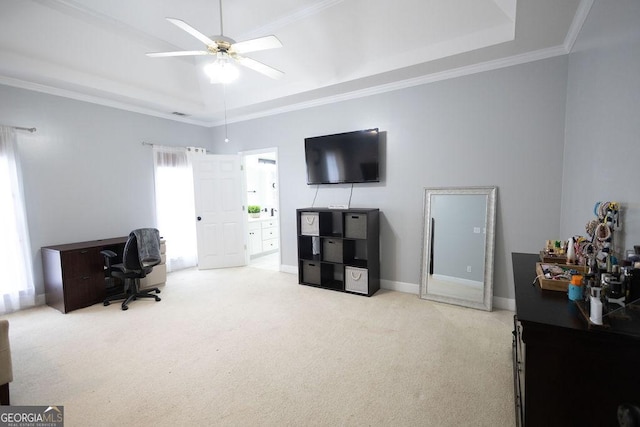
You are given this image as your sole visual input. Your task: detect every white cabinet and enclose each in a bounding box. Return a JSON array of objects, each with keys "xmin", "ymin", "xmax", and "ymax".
[
  {"xmin": 248, "ymin": 221, "xmax": 262, "ymax": 256},
  {"xmin": 261, "ymin": 219, "xmax": 279, "ymax": 253},
  {"xmin": 249, "ymin": 218, "xmax": 279, "ymax": 256}
]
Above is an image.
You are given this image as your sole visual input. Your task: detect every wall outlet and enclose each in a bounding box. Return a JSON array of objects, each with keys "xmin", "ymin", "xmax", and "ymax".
[{"xmin": 467, "ymin": 265, "xmax": 472, "ymax": 273}]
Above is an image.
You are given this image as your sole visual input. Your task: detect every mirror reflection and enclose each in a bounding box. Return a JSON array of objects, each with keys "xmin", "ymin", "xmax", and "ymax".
[{"xmin": 420, "ymin": 187, "xmax": 497, "ymax": 311}]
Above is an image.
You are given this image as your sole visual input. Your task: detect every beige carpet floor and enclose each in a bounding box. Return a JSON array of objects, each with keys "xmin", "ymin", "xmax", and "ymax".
[{"xmin": 3, "ymin": 266, "xmax": 515, "ymax": 426}]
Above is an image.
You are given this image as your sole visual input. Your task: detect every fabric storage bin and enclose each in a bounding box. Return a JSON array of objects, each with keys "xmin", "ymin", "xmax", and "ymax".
[
  {"xmin": 345, "ymin": 214, "xmax": 367, "ymax": 239},
  {"xmin": 322, "ymin": 239, "xmax": 343, "ymax": 263},
  {"xmin": 302, "ymin": 260, "xmax": 322, "ymax": 285},
  {"xmin": 345, "ymin": 266, "xmax": 368, "ymax": 294},
  {"xmin": 300, "ymin": 212, "xmax": 320, "ymax": 236}
]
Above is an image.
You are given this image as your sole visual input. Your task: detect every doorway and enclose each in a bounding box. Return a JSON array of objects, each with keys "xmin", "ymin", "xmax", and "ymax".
[{"xmin": 242, "ymin": 148, "xmax": 280, "ymax": 271}]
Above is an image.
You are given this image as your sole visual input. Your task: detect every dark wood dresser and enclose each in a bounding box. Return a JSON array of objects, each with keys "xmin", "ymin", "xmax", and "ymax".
[
  {"xmin": 42, "ymin": 237, "xmax": 127, "ymax": 313},
  {"xmin": 512, "ymin": 252, "xmax": 640, "ymax": 427}
]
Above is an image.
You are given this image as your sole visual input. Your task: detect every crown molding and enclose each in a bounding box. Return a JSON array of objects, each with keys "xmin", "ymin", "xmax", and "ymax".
[
  {"xmin": 219, "ymin": 44, "xmax": 569, "ymax": 126},
  {"xmin": 0, "ymin": 75, "xmax": 211, "ymax": 127},
  {"xmin": 564, "ymin": 0, "xmax": 595, "ymax": 53}
]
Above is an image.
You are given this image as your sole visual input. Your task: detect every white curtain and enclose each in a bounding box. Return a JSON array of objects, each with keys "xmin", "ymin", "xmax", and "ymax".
[
  {"xmin": 0, "ymin": 126, "xmax": 36, "ymax": 314},
  {"xmin": 152, "ymin": 146, "xmax": 204, "ymax": 271}
]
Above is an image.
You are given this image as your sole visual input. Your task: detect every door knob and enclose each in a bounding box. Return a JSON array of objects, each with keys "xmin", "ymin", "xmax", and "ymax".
[{"xmin": 197, "ymin": 216, "xmax": 202, "ymax": 221}]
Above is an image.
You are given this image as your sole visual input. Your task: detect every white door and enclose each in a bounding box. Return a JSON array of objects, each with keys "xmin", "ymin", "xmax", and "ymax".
[{"xmin": 192, "ymin": 154, "xmax": 246, "ymax": 269}]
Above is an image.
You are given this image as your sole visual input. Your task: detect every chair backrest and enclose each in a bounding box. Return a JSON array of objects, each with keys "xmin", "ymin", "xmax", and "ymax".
[{"xmin": 121, "ymin": 228, "xmax": 161, "ymax": 274}]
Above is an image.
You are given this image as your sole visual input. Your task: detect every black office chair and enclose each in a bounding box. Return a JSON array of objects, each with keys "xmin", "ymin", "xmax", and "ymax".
[{"xmin": 102, "ymin": 228, "xmax": 162, "ymax": 311}]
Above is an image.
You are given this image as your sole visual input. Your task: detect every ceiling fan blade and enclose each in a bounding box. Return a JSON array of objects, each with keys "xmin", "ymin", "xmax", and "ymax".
[
  {"xmin": 231, "ymin": 35, "xmax": 282, "ymax": 54},
  {"xmin": 146, "ymin": 50, "xmax": 210, "ymax": 57},
  {"xmin": 166, "ymin": 17, "xmax": 218, "ymax": 47},
  {"xmin": 236, "ymin": 56, "xmax": 284, "ymax": 80}
]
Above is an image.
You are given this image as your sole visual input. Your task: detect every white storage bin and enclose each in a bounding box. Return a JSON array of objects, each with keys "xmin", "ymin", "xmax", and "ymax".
[
  {"xmin": 345, "ymin": 266, "xmax": 368, "ymax": 294},
  {"xmin": 300, "ymin": 212, "xmax": 319, "ymax": 236}
]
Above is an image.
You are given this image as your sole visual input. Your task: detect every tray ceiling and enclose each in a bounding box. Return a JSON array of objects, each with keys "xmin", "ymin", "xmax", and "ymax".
[{"xmin": 0, "ymin": 0, "xmax": 587, "ymax": 126}]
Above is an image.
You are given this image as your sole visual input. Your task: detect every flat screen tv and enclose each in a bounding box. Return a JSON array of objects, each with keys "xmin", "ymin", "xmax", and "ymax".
[{"xmin": 304, "ymin": 128, "xmax": 380, "ymax": 184}]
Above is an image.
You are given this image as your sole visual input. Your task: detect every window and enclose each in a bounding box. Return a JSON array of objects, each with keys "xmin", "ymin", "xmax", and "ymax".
[
  {"xmin": 152, "ymin": 146, "xmax": 200, "ymax": 271},
  {"xmin": 0, "ymin": 127, "xmax": 35, "ymax": 314}
]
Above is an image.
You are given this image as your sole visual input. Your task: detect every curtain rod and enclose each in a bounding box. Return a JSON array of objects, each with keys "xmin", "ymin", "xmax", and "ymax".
[
  {"xmin": 142, "ymin": 142, "xmax": 180, "ymax": 148},
  {"xmin": 2, "ymin": 125, "xmax": 36, "ymax": 133},
  {"xmin": 142, "ymin": 142, "xmax": 208, "ymax": 153}
]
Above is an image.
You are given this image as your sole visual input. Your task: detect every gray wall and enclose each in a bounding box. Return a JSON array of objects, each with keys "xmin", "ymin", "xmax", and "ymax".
[
  {"xmin": 0, "ymin": 84, "xmax": 210, "ymax": 296},
  {"xmin": 1, "ymin": 53, "xmax": 571, "ymax": 303},
  {"xmin": 561, "ymin": 0, "xmax": 640, "ymax": 255},
  {"xmin": 211, "ymin": 56, "xmax": 569, "ymax": 300},
  {"xmin": 3, "ymin": 1, "xmax": 635, "ymax": 306}
]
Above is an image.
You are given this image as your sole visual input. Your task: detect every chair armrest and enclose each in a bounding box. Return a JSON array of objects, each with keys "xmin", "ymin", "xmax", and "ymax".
[
  {"xmin": 0, "ymin": 320, "xmax": 13, "ymax": 386},
  {"xmin": 111, "ymin": 263, "xmax": 126, "ymax": 273},
  {"xmin": 101, "ymin": 250, "xmax": 117, "ymax": 258}
]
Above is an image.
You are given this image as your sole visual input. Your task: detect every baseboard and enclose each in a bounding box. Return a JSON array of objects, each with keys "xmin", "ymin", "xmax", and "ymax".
[
  {"xmin": 380, "ymin": 279, "xmax": 419, "ymax": 294},
  {"xmin": 381, "ymin": 279, "xmax": 515, "ymax": 311},
  {"xmin": 283, "ymin": 268, "xmax": 516, "ymax": 311},
  {"xmin": 280, "ymin": 264, "xmax": 298, "ymax": 275},
  {"xmin": 35, "ymin": 294, "xmax": 46, "ymax": 306}
]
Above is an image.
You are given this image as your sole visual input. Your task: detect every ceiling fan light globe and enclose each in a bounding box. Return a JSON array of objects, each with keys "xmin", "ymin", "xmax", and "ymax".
[{"xmin": 204, "ymin": 60, "xmax": 239, "ymax": 84}]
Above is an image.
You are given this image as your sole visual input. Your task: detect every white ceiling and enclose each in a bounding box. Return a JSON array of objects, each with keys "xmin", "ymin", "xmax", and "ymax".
[{"xmin": 0, "ymin": 0, "xmax": 588, "ymax": 126}]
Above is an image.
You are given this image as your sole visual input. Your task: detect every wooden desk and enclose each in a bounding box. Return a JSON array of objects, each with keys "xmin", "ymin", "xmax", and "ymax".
[
  {"xmin": 42, "ymin": 237, "xmax": 127, "ymax": 313},
  {"xmin": 512, "ymin": 252, "xmax": 640, "ymax": 426}
]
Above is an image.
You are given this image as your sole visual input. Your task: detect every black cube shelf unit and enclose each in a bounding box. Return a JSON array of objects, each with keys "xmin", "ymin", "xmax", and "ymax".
[{"xmin": 296, "ymin": 208, "xmax": 380, "ymax": 296}]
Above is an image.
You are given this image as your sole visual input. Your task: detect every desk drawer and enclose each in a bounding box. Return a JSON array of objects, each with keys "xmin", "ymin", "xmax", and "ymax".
[
  {"xmin": 64, "ymin": 272, "xmax": 104, "ymax": 312},
  {"xmin": 61, "ymin": 248, "xmax": 103, "ymax": 278}
]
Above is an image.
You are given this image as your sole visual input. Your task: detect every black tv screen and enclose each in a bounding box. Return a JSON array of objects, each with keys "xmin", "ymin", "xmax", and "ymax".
[{"xmin": 304, "ymin": 128, "xmax": 379, "ymax": 184}]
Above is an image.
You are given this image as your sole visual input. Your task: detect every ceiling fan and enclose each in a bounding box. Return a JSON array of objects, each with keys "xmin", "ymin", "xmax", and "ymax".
[{"xmin": 146, "ymin": 0, "xmax": 284, "ymax": 83}]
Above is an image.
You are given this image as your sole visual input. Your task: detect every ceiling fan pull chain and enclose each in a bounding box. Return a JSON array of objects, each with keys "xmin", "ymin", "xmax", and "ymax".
[
  {"xmin": 219, "ymin": 0, "xmax": 224, "ymax": 36},
  {"xmin": 223, "ymin": 84, "xmax": 229, "ymax": 143}
]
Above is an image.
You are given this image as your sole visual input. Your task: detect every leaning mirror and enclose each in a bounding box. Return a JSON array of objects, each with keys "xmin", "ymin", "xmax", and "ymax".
[{"xmin": 420, "ymin": 187, "xmax": 497, "ymax": 311}]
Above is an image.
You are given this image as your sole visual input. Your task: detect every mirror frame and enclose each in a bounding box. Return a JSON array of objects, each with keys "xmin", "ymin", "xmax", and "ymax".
[{"xmin": 420, "ymin": 186, "xmax": 497, "ymax": 311}]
